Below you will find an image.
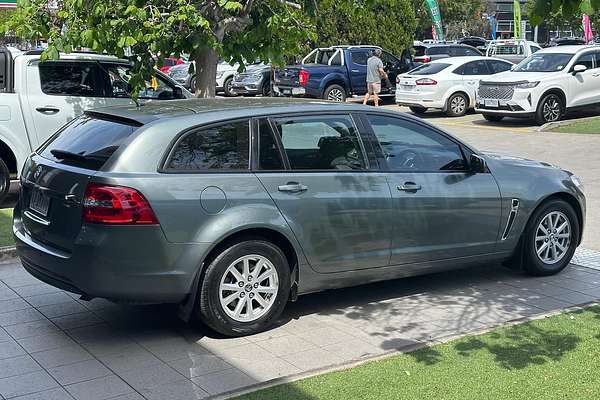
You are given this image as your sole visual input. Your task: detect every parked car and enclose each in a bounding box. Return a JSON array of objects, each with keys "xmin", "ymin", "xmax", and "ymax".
[
  {"xmin": 231, "ymin": 63, "xmax": 272, "ymax": 96},
  {"xmin": 396, "ymin": 56, "xmax": 513, "ymax": 116},
  {"xmin": 0, "ymin": 47, "xmax": 191, "ymax": 202},
  {"xmin": 458, "ymin": 36, "xmax": 488, "ymax": 52},
  {"xmin": 158, "ymin": 57, "xmax": 186, "ymax": 73},
  {"xmin": 413, "ymin": 44, "xmax": 483, "ymax": 64},
  {"xmin": 554, "ymin": 37, "xmax": 586, "ymax": 46},
  {"xmin": 14, "ymin": 98, "xmax": 585, "ymax": 337},
  {"xmin": 476, "ymin": 45, "xmax": 600, "ymax": 124},
  {"xmin": 273, "ymin": 45, "xmax": 414, "ymax": 102},
  {"xmin": 485, "ymin": 39, "xmax": 542, "ymax": 64},
  {"xmin": 168, "ymin": 60, "xmax": 249, "ymax": 96}
]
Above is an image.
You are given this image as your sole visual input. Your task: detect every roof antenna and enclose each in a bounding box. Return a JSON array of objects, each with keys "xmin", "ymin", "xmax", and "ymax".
[{"xmin": 95, "ymin": 60, "xmax": 140, "ymax": 108}]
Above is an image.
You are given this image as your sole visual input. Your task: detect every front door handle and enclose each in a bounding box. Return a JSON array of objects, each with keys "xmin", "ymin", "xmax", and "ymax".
[
  {"xmin": 398, "ymin": 182, "xmax": 422, "ymax": 192},
  {"xmin": 278, "ymin": 182, "xmax": 308, "ymax": 193},
  {"xmin": 36, "ymin": 106, "xmax": 60, "ymax": 115},
  {"xmin": 351, "ymin": 69, "xmax": 360, "ymax": 73}
]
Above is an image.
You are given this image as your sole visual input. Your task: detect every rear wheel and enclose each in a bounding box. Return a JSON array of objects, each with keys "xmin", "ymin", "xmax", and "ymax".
[
  {"xmin": 262, "ymin": 80, "xmax": 272, "ymax": 97},
  {"xmin": 535, "ymin": 93, "xmax": 564, "ymax": 125},
  {"xmin": 522, "ymin": 199, "xmax": 579, "ymax": 276},
  {"xmin": 482, "ymin": 113, "xmax": 504, "ymax": 122},
  {"xmin": 323, "ymin": 84, "xmax": 346, "ymax": 102},
  {"xmin": 196, "ymin": 239, "xmax": 290, "ymax": 336},
  {"xmin": 446, "ymin": 93, "xmax": 468, "ymax": 117},
  {"xmin": 0, "ymin": 159, "xmax": 9, "ymax": 204},
  {"xmin": 409, "ymin": 106, "xmax": 427, "ymax": 115}
]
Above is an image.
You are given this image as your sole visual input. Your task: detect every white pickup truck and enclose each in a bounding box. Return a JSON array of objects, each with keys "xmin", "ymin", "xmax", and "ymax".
[
  {"xmin": 486, "ymin": 39, "xmax": 543, "ymax": 64},
  {"xmin": 0, "ymin": 48, "xmax": 191, "ymax": 201}
]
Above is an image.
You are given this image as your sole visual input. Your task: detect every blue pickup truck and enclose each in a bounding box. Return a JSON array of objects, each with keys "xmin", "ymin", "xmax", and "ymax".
[{"xmin": 273, "ymin": 45, "xmax": 414, "ymax": 102}]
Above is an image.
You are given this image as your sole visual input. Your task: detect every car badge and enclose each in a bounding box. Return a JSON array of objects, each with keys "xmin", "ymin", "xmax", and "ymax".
[{"xmin": 33, "ymin": 166, "xmax": 43, "ymax": 180}]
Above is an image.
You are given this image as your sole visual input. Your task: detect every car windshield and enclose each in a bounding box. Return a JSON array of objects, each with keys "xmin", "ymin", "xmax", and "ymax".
[
  {"xmin": 408, "ymin": 63, "xmax": 450, "ymax": 75},
  {"xmin": 513, "ymin": 53, "xmax": 573, "ymax": 72}
]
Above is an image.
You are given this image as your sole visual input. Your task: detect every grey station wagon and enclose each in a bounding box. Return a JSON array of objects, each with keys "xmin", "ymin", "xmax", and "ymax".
[{"xmin": 14, "ymin": 98, "xmax": 585, "ymax": 336}]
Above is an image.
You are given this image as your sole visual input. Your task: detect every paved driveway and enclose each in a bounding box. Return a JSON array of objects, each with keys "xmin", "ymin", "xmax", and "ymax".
[{"xmin": 2, "ymin": 258, "xmax": 600, "ymax": 400}]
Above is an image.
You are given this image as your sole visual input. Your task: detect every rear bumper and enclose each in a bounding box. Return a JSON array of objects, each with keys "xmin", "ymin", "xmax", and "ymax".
[
  {"xmin": 396, "ymin": 90, "xmax": 445, "ymax": 109},
  {"xmin": 13, "ymin": 208, "xmax": 211, "ymax": 304}
]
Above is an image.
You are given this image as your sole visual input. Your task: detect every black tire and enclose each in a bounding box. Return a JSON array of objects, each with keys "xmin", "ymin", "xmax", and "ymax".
[
  {"xmin": 262, "ymin": 80, "xmax": 272, "ymax": 97},
  {"xmin": 522, "ymin": 199, "xmax": 579, "ymax": 276},
  {"xmin": 446, "ymin": 93, "xmax": 468, "ymax": 117},
  {"xmin": 196, "ymin": 239, "xmax": 290, "ymax": 337},
  {"xmin": 323, "ymin": 84, "xmax": 346, "ymax": 102},
  {"xmin": 535, "ymin": 93, "xmax": 564, "ymax": 125},
  {"xmin": 0, "ymin": 158, "xmax": 10, "ymax": 204},
  {"xmin": 482, "ymin": 113, "xmax": 504, "ymax": 122},
  {"xmin": 223, "ymin": 77, "xmax": 236, "ymax": 97},
  {"xmin": 189, "ymin": 76, "xmax": 196, "ymax": 92},
  {"xmin": 409, "ymin": 106, "xmax": 427, "ymax": 115}
]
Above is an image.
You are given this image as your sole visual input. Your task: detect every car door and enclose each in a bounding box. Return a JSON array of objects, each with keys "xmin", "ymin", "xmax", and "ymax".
[
  {"xmin": 456, "ymin": 60, "xmax": 492, "ymax": 106},
  {"xmin": 24, "ymin": 61, "xmax": 112, "ymax": 147},
  {"xmin": 363, "ymin": 113, "xmax": 502, "ymax": 265},
  {"xmin": 380, "ymin": 51, "xmax": 404, "ymax": 94},
  {"xmin": 569, "ymin": 52, "xmax": 600, "ymax": 106},
  {"xmin": 255, "ymin": 113, "xmax": 393, "ymax": 273},
  {"xmin": 348, "ymin": 49, "xmax": 370, "ymax": 95}
]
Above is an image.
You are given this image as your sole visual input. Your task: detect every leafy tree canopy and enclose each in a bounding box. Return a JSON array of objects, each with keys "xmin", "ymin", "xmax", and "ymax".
[
  {"xmin": 528, "ymin": 0, "xmax": 600, "ymax": 25},
  {"xmin": 413, "ymin": 0, "xmax": 487, "ymax": 39}
]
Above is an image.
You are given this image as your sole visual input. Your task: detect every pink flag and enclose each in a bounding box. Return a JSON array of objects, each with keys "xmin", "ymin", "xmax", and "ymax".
[{"xmin": 583, "ymin": 14, "xmax": 594, "ymax": 44}]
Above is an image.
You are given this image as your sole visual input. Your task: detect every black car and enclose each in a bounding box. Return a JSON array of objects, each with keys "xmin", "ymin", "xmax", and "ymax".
[
  {"xmin": 458, "ymin": 36, "xmax": 488, "ymax": 52},
  {"xmin": 414, "ymin": 44, "xmax": 483, "ymax": 63},
  {"xmin": 554, "ymin": 37, "xmax": 586, "ymax": 46}
]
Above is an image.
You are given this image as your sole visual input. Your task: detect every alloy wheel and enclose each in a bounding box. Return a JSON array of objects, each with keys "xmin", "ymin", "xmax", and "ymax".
[
  {"xmin": 327, "ymin": 88, "xmax": 344, "ymax": 102},
  {"xmin": 535, "ymin": 211, "xmax": 571, "ymax": 265},
  {"xmin": 218, "ymin": 255, "xmax": 279, "ymax": 322},
  {"xmin": 450, "ymin": 95, "xmax": 466, "ymax": 115},
  {"xmin": 542, "ymin": 97, "xmax": 561, "ymax": 122}
]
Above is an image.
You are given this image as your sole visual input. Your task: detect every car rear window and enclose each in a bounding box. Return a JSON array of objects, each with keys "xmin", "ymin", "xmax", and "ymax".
[
  {"xmin": 413, "ymin": 46, "xmax": 427, "ymax": 57},
  {"xmin": 40, "ymin": 115, "xmax": 140, "ymax": 170},
  {"xmin": 408, "ymin": 63, "xmax": 450, "ymax": 75},
  {"xmin": 426, "ymin": 47, "xmax": 449, "ymax": 55}
]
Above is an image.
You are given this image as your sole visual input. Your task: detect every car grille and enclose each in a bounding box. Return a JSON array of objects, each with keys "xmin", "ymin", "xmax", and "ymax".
[{"xmin": 478, "ymin": 83, "xmax": 515, "ymax": 100}]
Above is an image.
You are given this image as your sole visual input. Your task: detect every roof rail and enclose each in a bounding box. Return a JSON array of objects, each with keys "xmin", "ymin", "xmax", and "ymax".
[{"xmin": 24, "ymin": 49, "xmax": 101, "ymax": 56}]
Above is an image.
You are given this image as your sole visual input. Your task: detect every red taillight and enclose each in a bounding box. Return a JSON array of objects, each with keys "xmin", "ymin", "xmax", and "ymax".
[
  {"xmin": 299, "ymin": 69, "xmax": 309, "ymax": 87},
  {"xmin": 416, "ymin": 78, "xmax": 437, "ymax": 86},
  {"xmin": 82, "ymin": 183, "xmax": 158, "ymax": 225},
  {"xmin": 415, "ymin": 56, "xmax": 431, "ymax": 63}
]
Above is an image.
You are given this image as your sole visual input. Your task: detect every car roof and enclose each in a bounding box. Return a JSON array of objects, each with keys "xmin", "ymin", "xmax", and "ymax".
[
  {"xmin": 15, "ymin": 52, "xmax": 127, "ymax": 63},
  {"xmin": 430, "ymin": 56, "xmax": 510, "ymax": 65},
  {"xmin": 538, "ymin": 45, "xmax": 597, "ymax": 54}
]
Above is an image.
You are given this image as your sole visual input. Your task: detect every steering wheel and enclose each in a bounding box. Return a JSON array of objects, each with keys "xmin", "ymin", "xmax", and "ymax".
[{"xmin": 396, "ymin": 150, "xmax": 423, "ymax": 170}]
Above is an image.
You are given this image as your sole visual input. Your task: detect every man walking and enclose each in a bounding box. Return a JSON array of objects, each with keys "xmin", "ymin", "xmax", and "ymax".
[{"xmin": 363, "ymin": 48, "xmax": 388, "ymax": 107}]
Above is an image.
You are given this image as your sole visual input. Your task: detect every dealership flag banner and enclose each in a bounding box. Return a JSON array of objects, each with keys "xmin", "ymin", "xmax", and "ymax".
[
  {"xmin": 0, "ymin": 0, "xmax": 16, "ymax": 7},
  {"xmin": 513, "ymin": 0, "xmax": 522, "ymax": 38},
  {"xmin": 583, "ymin": 14, "xmax": 594, "ymax": 44},
  {"xmin": 425, "ymin": 0, "xmax": 444, "ymax": 41}
]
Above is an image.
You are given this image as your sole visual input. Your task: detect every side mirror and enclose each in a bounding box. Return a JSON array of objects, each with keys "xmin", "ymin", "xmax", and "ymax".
[
  {"xmin": 572, "ymin": 64, "xmax": 587, "ymax": 74},
  {"xmin": 470, "ymin": 154, "xmax": 487, "ymax": 174}
]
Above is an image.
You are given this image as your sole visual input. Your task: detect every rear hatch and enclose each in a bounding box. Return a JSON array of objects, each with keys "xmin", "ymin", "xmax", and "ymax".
[
  {"xmin": 274, "ymin": 66, "xmax": 302, "ymax": 88},
  {"xmin": 20, "ymin": 113, "xmax": 142, "ymax": 252},
  {"xmin": 396, "ymin": 62, "xmax": 451, "ymax": 92}
]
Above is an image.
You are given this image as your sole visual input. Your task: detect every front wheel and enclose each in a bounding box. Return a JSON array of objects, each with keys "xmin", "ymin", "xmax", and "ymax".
[
  {"xmin": 535, "ymin": 93, "xmax": 564, "ymax": 125},
  {"xmin": 196, "ymin": 239, "xmax": 290, "ymax": 336},
  {"xmin": 223, "ymin": 77, "xmax": 236, "ymax": 97},
  {"xmin": 323, "ymin": 84, "xmax": 346, "ymax": 102},
  {"xmin": 482, "ymin": 113, "xmax": 504, "ymax": 122},
  {"xmin": 522, "ymin": 199, "xmax": 579, "ymax": 276}
]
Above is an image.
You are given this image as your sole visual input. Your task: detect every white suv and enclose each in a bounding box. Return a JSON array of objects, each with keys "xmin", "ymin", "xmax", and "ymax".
[{"xmin": 476, "ymin": 45, "xmax": 600, "ymax": 125}]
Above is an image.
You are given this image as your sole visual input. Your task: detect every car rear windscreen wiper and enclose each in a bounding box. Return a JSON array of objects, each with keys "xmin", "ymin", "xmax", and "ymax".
[{"xmin": 50, "ymin": 150, "xmax": 106, "ymax": 165}]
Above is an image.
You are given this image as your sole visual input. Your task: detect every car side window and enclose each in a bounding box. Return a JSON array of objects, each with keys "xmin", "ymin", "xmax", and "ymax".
[
  {"xmin": 461, "ymin": 60, "xmax": 490, "ymax": 75},
  {"xmin": 381, "ymin": 51, "xmax": 399, "ymax": 69},
  {"xmin": 258, "ymin": 119, "xmax": 285, "ymax": 170},
  {"xmin": 574, "ymin": 53, "xmax": 594, "ymax": 70},
  {"xmin": 166, "ymin": 120, "xmax": 250, "ymax": 171},
  {"xmin": 531, "ymin": 46, "xmax": 541, "ymax": 54},
  {"xmin": 487, "ymin": 60, "xmax": 512, "ymax": 74},
  {"xmin": 38, "ymin": 62, "xmax": 102, "ymax": 96},
  {"xmin": 351, "ymin": 51, "xmax": 369, "ymax": 65},
  {"xmin": 270, "ymin": 115, "xmax": 366, "ymax": 170},
  {"xmin": 100, "ymin": 64, "xmax": 178, "ymax": 100},
  {"xmin": 366, "ymin": 114, "xmax": 466, "ymax": 172}
]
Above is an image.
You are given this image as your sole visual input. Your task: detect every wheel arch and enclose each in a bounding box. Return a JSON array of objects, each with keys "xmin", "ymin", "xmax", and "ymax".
[
  {"xmin": 320, "ymin": 75, "xmax": 348, "ymax": 96},
  {"xmin": 444, "ymin": 90, "xmax": 472, "ymax": 111},
  {"xmin": 535, "ymin": 192, "xmax": 584, "ymax": 245},
  {"xmin": 538, "ymin": 88, "xmax": 567, "ymax": 109},
  {"xmin": 0, "ymin": 139, "xmax": 18, "ymax": 174}
]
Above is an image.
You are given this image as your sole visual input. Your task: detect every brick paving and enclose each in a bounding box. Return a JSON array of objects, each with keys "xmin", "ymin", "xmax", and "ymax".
[{"xmin": 2, "ymin": 257, "xmax": 600, "ymax": 400}]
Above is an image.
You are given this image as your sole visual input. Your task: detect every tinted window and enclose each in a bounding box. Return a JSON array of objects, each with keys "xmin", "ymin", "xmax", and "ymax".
[
  {"xmin": 40, "ymin": 115, "xmax": 139, "ymax": 170},
  {"xmin": 457, "ymin": 60, "xmax": 490, "ymax": 75},
  {"xmin": 271, "ymin": 115, "xmax": 365, "ymax": 170},
  {"xmin": 408, "ymin": 63, "xmax": 450, "ymax": 75},
  {"xmin": 367, "ymin": 115, "xmax": 466, "ymax": 172},
  {"xmin": 351, "ymin": 51, "xmax": 369, "ymax": 65},
  {"xmin": 413, "ymin": 46, "xmax": 427, "ymax": 57},
  {"xmin": 39, "ymin": 62, "xmax": 101, "ymax": 96},
  {"xmin": 258, "ymin": 119, "xmax": 284, "ymax": 170},
  {"xmin": 100, "ymin": 63, "xmax": 178, "ymax": 100},
  {"xmin": 487, "ymin": 60, "xmax": 513, "ymax": 74},
  {"xmin": 381, "ymin": 51, "xmax": 399, "ymax": 69},
  {"xmin": 167, "ymin": 120, "xmax": 250, "ymax": 171},
  {"xmin": 427, "ymin": 46, "xmax": 449, "ymax": 55},
  {"xmin": 574, "ymin": 53, "xmax": 594, "ymax": 70}
]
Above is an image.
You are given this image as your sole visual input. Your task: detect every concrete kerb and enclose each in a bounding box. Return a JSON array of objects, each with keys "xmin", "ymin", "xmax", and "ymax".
[
  {"xmin": 0, "ymin": 246, "xmax": 16, "ymax": 263},
  {"xmin": 538, "ymin": 115, "xmax": 600, "ymax": 132},
  {"xmin": 217, "ymin": 301, "xmax": 600, "ymax": 400}
]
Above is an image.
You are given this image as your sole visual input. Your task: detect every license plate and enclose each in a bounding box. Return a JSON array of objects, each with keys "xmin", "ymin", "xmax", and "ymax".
[
  {"xmin": 29, "ymin": 189, "xmax": 50, "ymax": 217},
  {"xmin": 485, "ymin": 99, "xmax": 499, "ymax": 108},
  {"xmin": 401, "ymin": 85, "xmax": 414, "ymax": 91}
]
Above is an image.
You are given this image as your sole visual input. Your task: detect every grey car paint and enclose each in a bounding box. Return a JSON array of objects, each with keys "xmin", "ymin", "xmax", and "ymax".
[{"xmin": 13, "ymin": 98, "xmax": 585, "ymax": 307}]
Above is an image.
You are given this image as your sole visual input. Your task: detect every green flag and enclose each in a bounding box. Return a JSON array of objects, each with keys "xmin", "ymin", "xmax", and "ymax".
[
  {"xmin": 513, "ymin": 0, "xmax": 522, "ymax": 39},
  {"xmin": 425, "ymin": 0, "xmax": 444, "ymax": 41}
]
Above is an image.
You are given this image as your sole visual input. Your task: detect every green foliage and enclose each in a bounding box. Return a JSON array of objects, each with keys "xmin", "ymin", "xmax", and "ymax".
[
  {"xmin": 414, "ymin": 0, "xmax": 487, "ymax": 39},
  {"xmin": 311, "ymin": 0, "xmax": 415, "ymax": 56},
  {"xmin": 529, "ymin": 0, "xmax": 600, "ymax": 25},
  {"xmin": 4, "ymin": 0, "xmax": 315, "ymax": 96}
]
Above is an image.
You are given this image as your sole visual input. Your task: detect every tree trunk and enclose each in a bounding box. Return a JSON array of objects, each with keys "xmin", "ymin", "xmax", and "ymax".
[{"xmin": 194, "ymin": 47, "xmax": 219, "ymax": 98}]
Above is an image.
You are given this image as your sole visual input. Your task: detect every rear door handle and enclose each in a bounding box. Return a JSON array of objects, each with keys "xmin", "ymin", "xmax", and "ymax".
[
  {"xmin": 398, "ymin": 182, "xmax": 422, "ymax": 192},
  {"xmin": 36, "ymin": 106, "xmax": 60, "ymax": 115},
  {"xmin": 278, "ymin": 182, "xmax": 308, "ymax": 193},
  {"xmin": 351, "ymin": 69, "xmax": 360, "ymax": 73}
]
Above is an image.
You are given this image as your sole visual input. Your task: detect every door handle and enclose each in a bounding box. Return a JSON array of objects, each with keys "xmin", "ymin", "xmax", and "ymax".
[
  {"xmin": 36, "ymin": 106, "xmax": 60, "ymax": 115},
  {"xmin": 278, "ymin": 182, "xmax": 308, "ymax": 193},
  {"xmin": 351, "ymin": 69, "xmax": 360, "ymax": 73},
  {"xmin": 397, "ymin": 182, "xmax": 422, "ymax": 192}
]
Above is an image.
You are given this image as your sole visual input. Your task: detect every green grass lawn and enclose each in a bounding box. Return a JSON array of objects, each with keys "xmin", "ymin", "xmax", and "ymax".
[
  {"xmin": 237, "ymin": 306, "xmax": 600, "ymax": 400},
  {"xmin": 0, "ymin": 208, "xmax": 14, "ymax": 247},
  {"xmin": 551, "ymin": 118, "xmax": 600, "ymax": 134}
]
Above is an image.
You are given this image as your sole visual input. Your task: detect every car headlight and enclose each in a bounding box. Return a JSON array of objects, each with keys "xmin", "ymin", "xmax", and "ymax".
[
  {"xmin": 515, "ymin": 81, "xmax": 539, "ymax": 89},
  {"xmin": 570, "ymin": 175, "xmax": 584, "ymax": 192},
  {"xmin": 216, "ymin": 71, "xmax": 224, "ymax": 79}
]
